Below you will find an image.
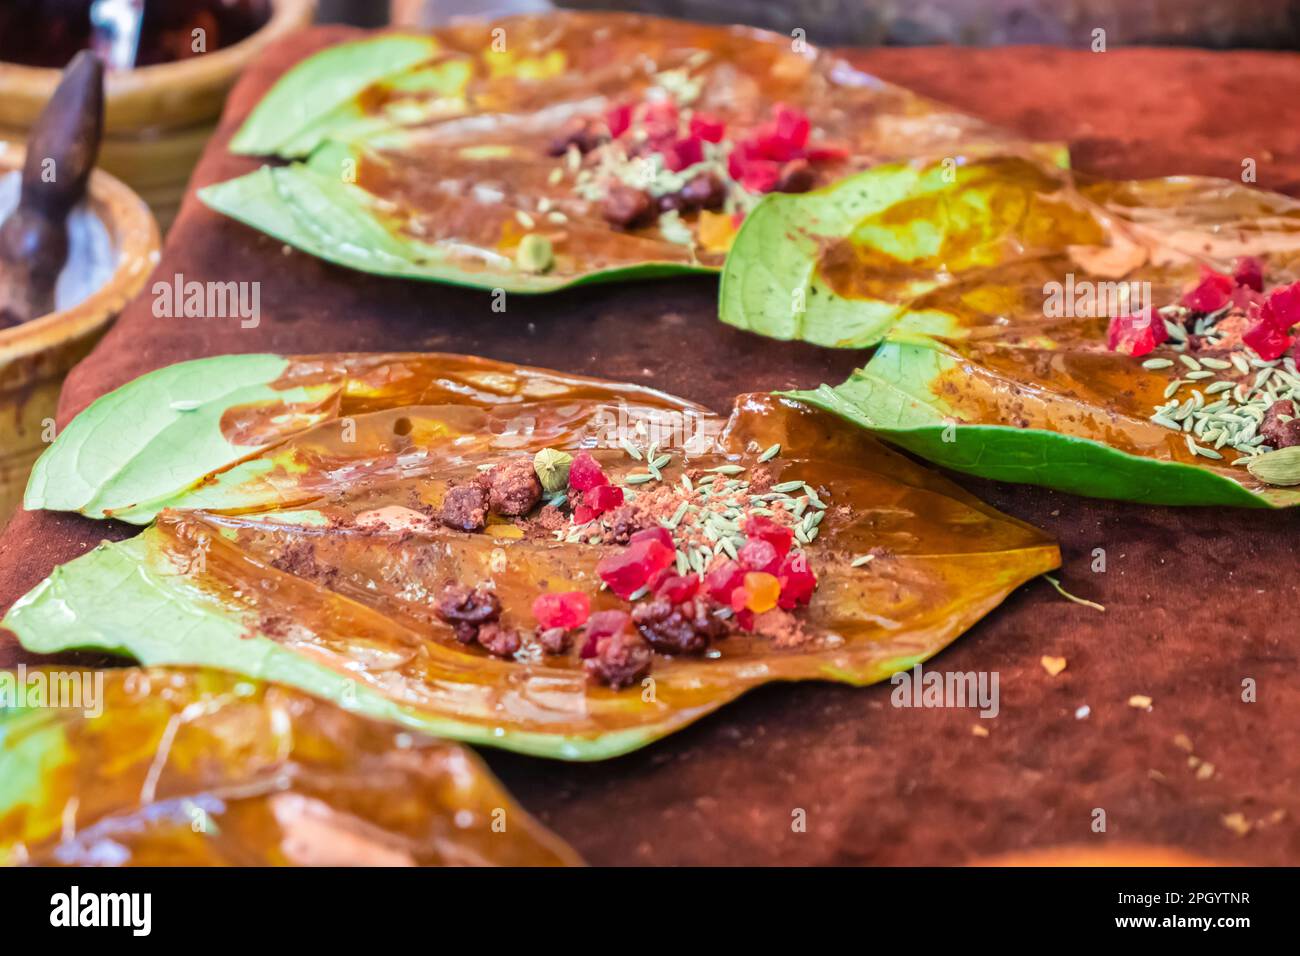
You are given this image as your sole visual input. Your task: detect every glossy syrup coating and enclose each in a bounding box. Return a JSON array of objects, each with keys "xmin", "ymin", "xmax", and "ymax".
[{"xmin": 0, "ymin": 667, "xmax": 581, "ymax": 866}]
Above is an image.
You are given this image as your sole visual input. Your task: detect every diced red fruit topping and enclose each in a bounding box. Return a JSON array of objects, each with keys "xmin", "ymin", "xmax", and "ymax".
[
  {"xmin": 1180, "ymin": 267, "xmax": 1235, "ymax": 313},
  {"xmin": 596, "ymin": 535, "xmax": 675, "ymax": 599},
  {"xmin": 629, "ymin": 526, "xmax": 674, "ymax": 551},
  {"xmin": 1257, "ymin": 281, "xmax": 1300, "ymax": 332},
  {"xmin": 1233, "ymin": 256, "xmax": 1265, "ymax": 292},
  {"xmin": 641, "ymin": 99, "xmax": 679, "ymax": 131},
  {"xmin": 728, "ymin": 104, "xmax": 837, "ymax": 196},
  {"xmin": 737, "ymin": 537, "xmax": 780, "ymax": 574},
  {"xmin": 654, "ymin": 573, "xmax": 700, "ymax": 604},
  {"xmin": 605, "ymin": 103, "xmax": 632, "ymax": 138},
  {"xmin": 775, "ymin": 552, "xmax": 817, "ymax": 610},
  {"xmin": 705, "ymin": 559, "xmax": 747, "ymax": 603},
  {"xmin": 743, "ymin": 103, "xmax": 808, "ymax": 161},
  {"xmin": 688, "ymin": 112, "xmax": 725, "ymax": 143},
  {"xmin": 531, "ymin": 591, "xmax": 591, "ymax": 631},
  {"xmin": 573, "ymin": 481, "xmax": 624, "ymax": 524},
  {"xmin": 663, "ymin": 136, "xmax": 704, "ymax": 172},
  {"xmin": 743, "ymin": 515, "xmax": 794, "ymax": 558},
  {"xmin": 1244, "ymin": 280, "xmax": 1300, "ymax": 360},
  {"xmin": 728, "ymin": 151, "xmax": 782, "ymax": 193},
  {"xmin": 579, "ymin": 609, "xmax": 633, "ymax": 658},
  {"xmin": 1243, "ymin": 318, "xmax": 1292, "ymax": 361},
  {"xmin": 568, "ymin": 451, "xmax": 609, "ymax": 492},
  {"xmin": 1106, "ymin": 309, "xmax": 1167, "ymax": 357}
]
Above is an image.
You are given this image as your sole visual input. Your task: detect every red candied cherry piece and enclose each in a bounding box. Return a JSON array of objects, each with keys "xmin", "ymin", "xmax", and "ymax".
[
  {"xmin": 776, "ymin": 552, "xmax": 817, "ymax": 610},
  {"xmin": 689, "ymin": 112, "xmax": 725, "ymax": 143},
  {"xmin": 629, "ymin": 526, "xmax": 674, "ymax": 551},
  {"xmin": 1233, "ymin": 256, "xmax": 1265, "ymax": 292},
  {"xmin": 605, "ymin": 103, "xmax": 633, "ymax": 138},
  {"xmin": 729, "ymin": 585, "xmax": 751, "ymax": 612},
  {"xmin": 743, "ymin": 514, "xmax": 794, "ymax": 557},
  {"xmin": 664, "ymin": 136, "xmax": 704, "ymax": 172},
  {"xmin": 705, "ymin": 559, "xmax": 746, "ymax": 603},
  {"xmin": 737, "ymin": 158, "xmax": 782, "ymax": 193},
  {"xmin": 738, "ymin": 537, "xmax": 779, "ymax": 574},
  {"xmin": 532, "ymin": 591, "xmax": 591, "ymax": 630},
  {"xmin": 1243, "ymin": 318, "xmax": 1292, "ymax": 361},
  {"xmin": 574, "ymin": 483, "xmax": 624, "ymax": 524},
  {"xmin": 568, "ymin": 451, "xmax": 609, "ymax": 492},
  {"xmin": 1106, "ymin": 309, "xmax": 1167, "ymax": 357},
  {"xmin": 772, "ymin": 104, "xmax": 810, "ymax": 149},
  {"xmin": 655, "ymin": 573, "xmax": 700, "ymax": 603},
  {"xmin": 639, "ymin": 99, "xmax": 679, "ymax": 142},
  {"xmin": 745, "ymin": 104, "xmax": 809, "ymax": 162},
  {"xmin": 1180, "ymin": 268, "xmax": 1234, "ymax": 313},
  {"xmin": 1259, "ymin": 281, "xmax": 1300, "ymax": 331},
  {"xmin": 596, "ymin": 537, "xmax": 675, "ymax": 599},
  {"xmin": 580, "ymin": 609, "xmax": 632, "ymax": 658},
  {"xmin": 586, "ymin": 483, "xmax": 624, "ymax": 513},
  {"xmin": 732, "ymin": 608, "xmax": 756, "ymax": 631}
]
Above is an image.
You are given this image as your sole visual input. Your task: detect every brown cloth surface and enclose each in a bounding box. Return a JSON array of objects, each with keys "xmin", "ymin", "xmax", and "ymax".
[{"xmin": 2, "ymin": 28, "xmax": 1298, "ymax": 865}]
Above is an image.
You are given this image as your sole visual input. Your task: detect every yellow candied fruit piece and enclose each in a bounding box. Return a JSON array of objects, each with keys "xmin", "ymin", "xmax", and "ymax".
[
  {"xmin": 743, "ymin": 572, "xmax": 780, "ymax": 614},
  {"xmin": 698, "ymin": 209, "xmax": 737, "ymax": 254}
]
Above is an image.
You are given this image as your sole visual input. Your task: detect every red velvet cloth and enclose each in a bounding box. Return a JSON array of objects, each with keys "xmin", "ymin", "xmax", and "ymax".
[{"xmin": 2, "ymin": 29, "xmax": 1297, "ymax": 864}]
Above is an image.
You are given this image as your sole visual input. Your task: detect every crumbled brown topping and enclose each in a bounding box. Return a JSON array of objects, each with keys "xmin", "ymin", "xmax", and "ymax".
[
  {"xmin": 476, "ymin": 622, "xmax": 522, "ymax": 658},
  {"xmin": 547, "ymin": 116, "xmax": 608, "ymax": 157},
  {"xmin": 538, "ymin": 626, "xmax": 572, "ymax": 655},
  {"xmin": 601, "ymin": 184, "xmax": 656, "ymax": 230},
  {"xmin": 750, "ymin": 607, "xmax": 810, "ymax": 648},
  {"xmin": 632, "ymin": 595, "xmax": 728, "ymax": 655},
  {"xmin": 434, "ymin": 584, "xmax": 502, "ymax": 644},
  {"xmin": 584, "ymin": 629, "xmax": 653, "ymax": 689},
  {"xmin": 270, "ymin": 540, "xmax": 338, "ymax": 587},
  {"xmin": 1261, "ymin": 398, "xmax": 1300, "ymax": 449},
  {"xmin": 439, "ymin": 483, "xmax": 489, "ymax": 532},
  {"xmin": 482, "ymin": 458, "xmax": 543, "ymax": 516}
]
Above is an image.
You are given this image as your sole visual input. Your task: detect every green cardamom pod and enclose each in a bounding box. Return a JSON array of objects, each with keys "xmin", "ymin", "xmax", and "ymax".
[
  {"xmin": 1246, "ymin": 445, "xmax": 1300, "ymax": 486},
  {"xmin": 533, "ymin": 448, "xmax": 573, "ymax": 493},
  {"xmin": 516, "ymin": 233, "xmax": 553, "ymax": 274}
]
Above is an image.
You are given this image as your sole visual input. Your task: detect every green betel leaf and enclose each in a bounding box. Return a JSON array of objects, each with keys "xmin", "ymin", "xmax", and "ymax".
[
  {"xmin": 732, "ymin": 155, "xmax": 1300, "ymax": 506},
  {"xmin": 230, "ymin": 34, "xmax": 444, "ymax": 157},
  {"xmin": 25, "ymin": 353, "xmax": 348, "ymax": 523},
  {"xmin": 0, "ymin": 667, "xmax": 581, "ymax": 865},
  {"xmin": 10, "ymin": 353, "xmax": 1059, "ymax": 760},
  {"xmin": 203, "ymin": 11, "xmax": 1056, "ymax": 293},
  {"xmin": 788, "ymin": 340, "xmax": 1289, "ymax": 507}
]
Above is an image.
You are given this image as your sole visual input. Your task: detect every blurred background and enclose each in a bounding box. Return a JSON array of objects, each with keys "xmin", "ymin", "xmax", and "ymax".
[{"xmin": 376, "ymin": 0, "xmax": 1300, "ymax": 47}]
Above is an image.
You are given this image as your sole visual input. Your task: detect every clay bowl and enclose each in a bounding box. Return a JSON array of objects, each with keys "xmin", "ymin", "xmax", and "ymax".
[
  {"xmin": 0, "ymin": 144, "xmax": 160, "ymax": 527},
  {"xmin": 0, "ymin": 0, "xmax": 316, "ymax": 229}
]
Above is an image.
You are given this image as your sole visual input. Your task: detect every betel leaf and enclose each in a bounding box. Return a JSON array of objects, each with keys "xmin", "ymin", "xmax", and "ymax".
[
  {"xmin": 0, "ymin": 667, "xmax": 581, "ymax": 865},
  {"xmin": 25, "ymin": 353, "xmax": 343, "ymax": 523},
  {"xmin": 727, "ymin": 155, "xmax": 1300, "ymax": 506},
  {"xmin": 230, "ymin": 34, "xmax": 443, "ymax": 158},
  {"xmin": 788, "ymin": 340, "xmax": 1287, "ymax": 507},
  {"xmin": 8, "ymin": 353, "xmax": 1059, "ymax": 760},
  {"xmin": 201, "ymin": 11, "xmax": 1055, "ymax": 293}
]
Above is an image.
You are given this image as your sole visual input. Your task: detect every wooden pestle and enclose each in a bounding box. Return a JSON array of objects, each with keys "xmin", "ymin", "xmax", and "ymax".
[{"xmin": 0, "ymin": 51, "xmax": 105, "ymax": 329}]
